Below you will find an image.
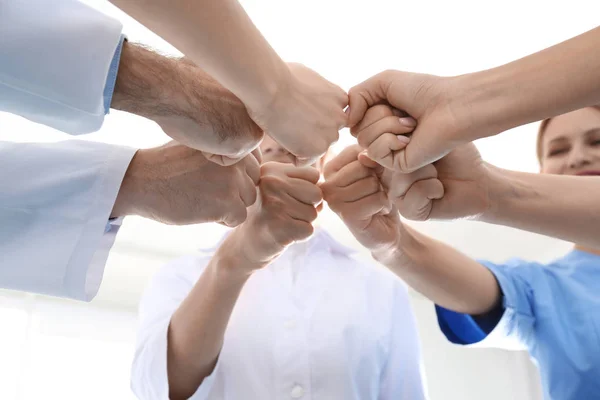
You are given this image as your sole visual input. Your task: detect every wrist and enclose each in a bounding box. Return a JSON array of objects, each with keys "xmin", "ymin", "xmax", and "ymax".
[
  {"xmin": 477, "ymin": 164, "xmax": 518, "ymax": 225},
  {"xmin": 448, "ymin": 70, "xmax": 521, "ymax": 142},
  {"xmin": 243, "ymin": 62, "xmax": 293, "ymax": 118},
  {"xmin": 371, "ymin": 223, "xmax": 416, "ymax": 269},
  {"xmin": 216, "ymin": 223, "xmax": 275, "ymax": 275}
]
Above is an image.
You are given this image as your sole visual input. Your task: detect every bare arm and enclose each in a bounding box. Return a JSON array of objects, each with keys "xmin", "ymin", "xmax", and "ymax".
[
  {"xmin": 111, "ymin": 41, "xmax": 262, "ymax": 159},
  {"xmin": 462, "ymin": 26, "xmax": 600, "ymax": 140},
  {"xmin": 109, "ymin": 0, "xmax": 347, "ymax": 165},
  {"xmin": 167, "ymin": 228, "xmax": 260, "ymax": 400},
  {"xmin": 374, "ymin": 225, "xmax": 500, "ymax": 316},
  {"xmin": 109, "ymin": 0, "xmax": 286, "ymax": 109},
  {"xmin": 349, "ymin": 26, "xmax": 600, "ymax": 172},
  {"xmin": 481, "ymin": 166, "xmax": 600, "ymax": 249},
  {"xmin": 166, "ymin": 162, "xmax": 321, "ymax": 399}
]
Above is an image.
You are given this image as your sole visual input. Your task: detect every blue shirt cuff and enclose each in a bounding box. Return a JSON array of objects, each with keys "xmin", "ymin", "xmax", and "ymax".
[
  {"xmin": 103, "ymin": 35, "xmax": 126, "ymax": 114},
  {"xmin": 435, "ymin": 305, "xmax": 489, "ymax": 345}
]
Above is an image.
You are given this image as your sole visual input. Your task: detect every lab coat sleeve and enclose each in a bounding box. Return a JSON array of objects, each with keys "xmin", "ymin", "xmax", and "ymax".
[
  {"xmin": 435, "ymin": 259, "xmax": 536, "ymax": 351},
  {"xmin": 0, "ymin": 140, "xmax": 136, "ymax": 300},
  {"xmin": 0, "ymin": 0, "xmax": 124, "ymax": 134},
  {"xmin": 378, "ymin": 283, "xmax": 428, "ymax": 400},
  {"xmin": 131, "ymin": 255, "xmax": 225, "ymax": 400}
]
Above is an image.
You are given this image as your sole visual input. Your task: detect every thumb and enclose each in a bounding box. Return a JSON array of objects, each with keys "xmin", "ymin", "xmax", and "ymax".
[
  {"xmin": 395, "ymin": 129, "xmax": 453, "ymax": 173},
  {"xmin": 357, "ymin": 150, "xmax": 385, "ymax": 180}
]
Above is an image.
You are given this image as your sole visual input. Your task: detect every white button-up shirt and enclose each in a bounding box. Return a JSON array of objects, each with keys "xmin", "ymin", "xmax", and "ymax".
[{"xmin": 132, "ymin": 229, "xmax": 427, "ymax": 400}]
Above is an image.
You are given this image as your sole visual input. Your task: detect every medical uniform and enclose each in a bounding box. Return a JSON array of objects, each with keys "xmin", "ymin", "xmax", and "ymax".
[
  {"xmin": 1, "ymin": 0, "xmax": 124, "ymax": 133},
  {"xmin": 131, "ymin": 229, "xmax": 428, "ymax": 400},
  {"xmin": 437, "ymin": 250, "xmax": 600, "ymax": 399},
  {"xmin": 0, "ymin": 0, "xmax": 135, "ymax": 300}
]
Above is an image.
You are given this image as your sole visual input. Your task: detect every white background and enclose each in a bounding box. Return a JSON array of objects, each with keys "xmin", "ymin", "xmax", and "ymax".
[{"xmin": 1, "ymin": 0, "xmax": 599, "ymax": 399}]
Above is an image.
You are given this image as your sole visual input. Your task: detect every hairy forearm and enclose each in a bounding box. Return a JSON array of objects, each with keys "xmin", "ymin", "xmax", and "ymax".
[
  {"xmin": 109, "ymin": 0, "xmax": 288, "ymax": 109},
  {"xmin": 481, "ymin": 166, "xmax": 600, "ymax": 248},
  {"xmin": 112, "ymin": 41, "xmax": 248, "ymax": 131},
  {"xmin": 166, "ymin": 228, "xmax": 264, "ymax": 400},
  {"xmin": 458, "ymin": 26, "xmax": 600, "ymax": 139},
  {"xmin": 374, "ymin": 225, "xmax": 500, "ymax": 315},
  {"xmin": 111, "ymin": 41, "xmax": 261, "ymax": 155}
]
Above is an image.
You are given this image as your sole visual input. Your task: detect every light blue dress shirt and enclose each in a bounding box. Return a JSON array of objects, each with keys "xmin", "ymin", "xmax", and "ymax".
[{"xmin": 437, "ymin": 250, "xmax": 600, "ymax": 399}]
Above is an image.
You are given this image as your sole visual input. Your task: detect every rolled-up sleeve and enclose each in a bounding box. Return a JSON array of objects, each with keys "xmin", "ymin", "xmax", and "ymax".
[
  {"xmin": 131, "ymin": 256, "xmax": 225, "ymax": 400},
  {"xmin": 0, "ymin": 140, "xmax": 136, "ymax": 300},
  {"xmin": 435, "ymin": 260, "xmax": 537, "ymax": 351},
  {"xmin": 0, "ymin": 0, "xmax": 123, "ymax": 134}
]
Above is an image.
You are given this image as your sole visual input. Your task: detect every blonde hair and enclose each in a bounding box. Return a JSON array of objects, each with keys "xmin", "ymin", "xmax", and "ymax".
[{"xmin": 536, "ymin": 106, "xmax": 600, "ymax": 164}]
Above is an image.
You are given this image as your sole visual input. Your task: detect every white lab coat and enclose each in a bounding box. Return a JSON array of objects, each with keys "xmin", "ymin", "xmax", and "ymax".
[
  {"xmin": 0, "ymin": 0, "xmax": 123, "ymax": 134},
  {"xmin": 0, "ymin": 0, "xmax": 132, "ymax": 300},
  {"xmin": 132, "ymin": 230, "xmax": 428, "ymax": 400},
  {"xmin": 0, "ymin": 140, "xmax": 136, "ymax": 300}
]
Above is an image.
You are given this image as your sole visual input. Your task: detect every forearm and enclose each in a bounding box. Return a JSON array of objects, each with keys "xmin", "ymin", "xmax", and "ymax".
[
  {"xmin": 109, "ymin": 0, "xmax": 288, "ymax": 109},
  {"xmin": 167, "ymin": 229, "xmax": 264, "ymax": 400},
  {"xmin": 374, "ymin": 225, "xmax": 500, "ymax": 315},
  {"xmin": 112, "ymin": 41, "xmax": 245, "ymax": 127},
  {"xmin": 481, "ymin": 165, "xmax": 600, "ymax": 248},
  {"xmin": 458, "ymin": 26, "xmax": 600, "ymax": 139}
]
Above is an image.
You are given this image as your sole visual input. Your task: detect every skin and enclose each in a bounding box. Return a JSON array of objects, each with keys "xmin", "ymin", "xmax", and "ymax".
[
  {"xmin": 110, "ymin": 0, "xmax": 348, "ymax": 165},
  {"xmin": 111, "ymin": 141, "xmax": 261, "ymax": 227},
  {"xmin": 347, "ymin": 26, "xmax": 600, "ymax": 173},
  {"xmin": 165, "ymin": 138, "xmax": 324, "ymax": 400},
  {"xmin": 323, "ymin": 105, "xmax": 600, "ymax": 316}
]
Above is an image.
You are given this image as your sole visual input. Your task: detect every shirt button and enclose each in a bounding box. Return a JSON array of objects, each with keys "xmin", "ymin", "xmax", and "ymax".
[
  {"xmin": 284, "ymin": 320, "xmax": 297, "ymax": 330},
  {"xmin": 290, "ymin": 384, "xmax": 304, "ymax": 398}
]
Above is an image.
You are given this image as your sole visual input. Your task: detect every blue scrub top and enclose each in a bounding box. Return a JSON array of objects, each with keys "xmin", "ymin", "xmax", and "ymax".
[{"xmin": 436, "ymin": 250, "xmax": 600, "ymax": 400}]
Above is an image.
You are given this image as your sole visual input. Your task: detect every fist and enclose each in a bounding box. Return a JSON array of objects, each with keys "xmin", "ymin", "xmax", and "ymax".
[{"xmin": 243, "ymin": 162, "xmax": 323, "ymax": 262}]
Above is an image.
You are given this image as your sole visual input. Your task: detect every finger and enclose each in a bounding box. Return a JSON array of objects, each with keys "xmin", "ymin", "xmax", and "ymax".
[
  {"xmin": 329, "ymin": 160, "xmax": 372, "ymax": 187},
  {"xmin": 221, "ymin": 201, "xmax": 248, "ymax": 227},
  {"xmin": 323, "ymin": 145, "xmax": 362, "ymax": 178},
  {"xmin": 397, "ymin": 129, "xmax": 453, "ymax": 173},
  {"xmin": 283, "ymin": 195, "xmax": 319, "ymax": 222},
  {"xmin": 251, "ymin": 147, "xmax": 263, "ymax": 165},
  {"xmin": 288, "ymin": 220, "xmax": 315, "ymax": 242},
  {"xmin": 285, "ymin": 165, "xmax": 321, "ymax": 184},
  {"xmin": 294, "ymin": 155, "xmax": 321, "ymax": 168},
  {"xmin": 356, "ymin": 116, "xmax": 416, "ymax": 149},
  {"xmin": 243, "ymin": 152, "xmax": 261, "ymax": 186},
  {"xmin": 202, "ymin": 152, "xmax": 245, "ymax": 166},
  {"xmin": 347, "ymin": 75, "xmax": 390, "ymax": 128},
  {"xmin": 239, "ymin": 174, "xmax": 259, "ymax": 207},
  {"xmin": 357, "ymin": 151, "xmax": 387, "ymax": 183},
  {"xmin": 331, "ymin": 191, "xmax": 390, "ymax": 220},
  {"xmin": 285, "ymin": 179, "xmax": 323, "ymax": 205},
  {"xmin": 353, "ymin": 104, "xmax": 395, "ymax": 134},
  {"xmin": 397, "ymin": 178, "xmax": 444, "ymax": 221},
  {"xmin": 366, "ymin": 133, "xmax": 411, "ymax": 170},
  {"xmin": 336, "ymin": 175, "xmax": 382, "ymax": 203},
  {"xmin": 387, "ymin": 164, "xmax": 438, "ymax": 199}
]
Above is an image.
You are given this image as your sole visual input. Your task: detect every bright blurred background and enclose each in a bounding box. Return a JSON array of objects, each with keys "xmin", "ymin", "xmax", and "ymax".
[{"xmin": 1, "ymin": 0, "xmax": 599, "ymax": 398}]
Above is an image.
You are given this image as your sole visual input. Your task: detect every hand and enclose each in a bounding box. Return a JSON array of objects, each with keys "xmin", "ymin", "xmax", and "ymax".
[
  {"xmin": 111, "ymin": 141, "xmax": 261, "ymax": 227},
  {"xmin": 247, "ymin": 63, "xmax": 348, "ymax": 166},
  {"xmin": 382, "ymin": 143, "xmax": 492, "ymax": 222},
  {"xmin": 236, "ymin": 162, "xmax": 323, "ymax": 265},
  {"xmin": 352, "ymin": 104, "xmax": 416, "ymax": 170},
  {"xmin": 348, "ymin": 70, "xmax": 478, "ymax": 172},
  {"xmin": 112, "ymin": 43, "xmax": 263, "ymax": 166},
  {"xmin": 321, "ymin": 145, "xmax": 402, "ymax": 254}
]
